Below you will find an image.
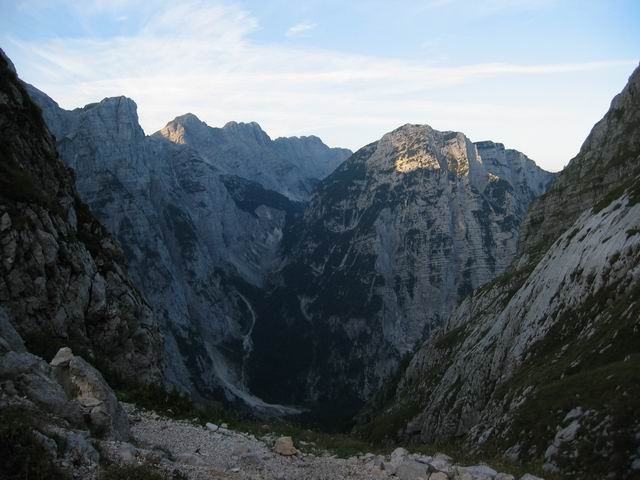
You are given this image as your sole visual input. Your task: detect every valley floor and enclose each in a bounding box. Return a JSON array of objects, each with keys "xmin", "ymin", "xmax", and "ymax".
[{"xmin": 114, "ymin": 403, "xmax": 544, "ymax": 480}]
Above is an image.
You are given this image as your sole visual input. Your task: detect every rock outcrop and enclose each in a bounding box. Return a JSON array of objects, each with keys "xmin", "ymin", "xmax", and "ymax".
[
  {"xmin": 51, "ymin": 347, "xmax": 129, "ymax": 441},
  {"xmin": 0, "ymin": 49, "xmax": 161, "ymax": 385},
  {"xmin": 0, "ymin": 307, "xmax": 133, "ymax": 478},
  {"xmin": 248, "ymin": 124, "xmax": 553, "ymax": 416},
  {"xmin": 358, "ymin": 65, "xmax": 640, "ymax": 479}
]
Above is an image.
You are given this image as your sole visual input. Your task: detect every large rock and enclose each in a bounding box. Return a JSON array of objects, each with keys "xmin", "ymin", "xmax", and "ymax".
[
  {"xmin": 455, "ymin": 465, "xmax": 497, "ymax": 478},
  {"xmin": 273, "ymin": 436, "xmax": 298, "ymax": 456},
  {"xmin": 429, "ymin": 473, "xmax": 449, "ymax": 480},
  {"xmin": 395, "ymin": 458, "xmax": 430, "ymax": 479},
  {"xmin": 0, "ymin": 50, "xmax": 162, "ymax": 387},
  {"xmin": 51, "ymin": 347, "xmax": 129, "ymax": 441},
  {"xmin": 0, "ymin": 315, "xmax": 83, "ymax": 425}
]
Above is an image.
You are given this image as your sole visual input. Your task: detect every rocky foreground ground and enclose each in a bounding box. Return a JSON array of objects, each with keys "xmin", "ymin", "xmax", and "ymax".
[{"xmin": 95, "ymin": 404, "xmax": 544, "ymax": 480}]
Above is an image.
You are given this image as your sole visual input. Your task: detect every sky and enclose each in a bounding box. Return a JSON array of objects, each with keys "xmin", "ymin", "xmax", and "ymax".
[{"xmin": 1, "ymin": 0, "xmax": 638, "ymax": 172}]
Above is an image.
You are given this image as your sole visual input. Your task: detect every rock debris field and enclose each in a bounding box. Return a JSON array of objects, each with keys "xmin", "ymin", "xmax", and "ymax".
[{"xmin": 119, "ymin": 404, "xmax": 543, "ymax": 480}]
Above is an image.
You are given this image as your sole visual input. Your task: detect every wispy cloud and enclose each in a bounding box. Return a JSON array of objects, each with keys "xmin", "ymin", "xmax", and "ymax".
[
  {"xmin": 4, "ymin": 0, "xmax": 636, "ymax": 171},
  {"xmin": 285, "ymin": 20, "xmax": 317, "ymax": 37}
]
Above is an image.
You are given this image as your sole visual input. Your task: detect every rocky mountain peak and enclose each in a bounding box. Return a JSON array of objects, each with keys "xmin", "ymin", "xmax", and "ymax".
[
  {"xmin": 222, "ymin": 120, "xmax": 272, "ymax": 145},
  {"xmin": 475, "ymin": 139, "xmax": 556, "ymax": 206},
  {"xmin": 372, "ymin": 124, "xmax": 480, "ymax": 178},
  {"xmin": 82, "ymin": 96, "xmax": 144, "ymax": 139},
  {"xmin": 248, "ymin": 121, "xmax": 553, "ymax": 414},
  {"xmin": 360, "ymin": 65, "xmax": 640, "ymax": 479},
  {"xmin": 154, "ymin": 116, "xmax": 350, "ymax": 201},
  {"xmin": 157, "ymin": 112, "xmax": 209, "ymax": 145}
]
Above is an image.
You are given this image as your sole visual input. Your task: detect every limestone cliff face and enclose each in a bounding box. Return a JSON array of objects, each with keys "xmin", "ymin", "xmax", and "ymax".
[
  {"xmin": 248, "ymin": 124, "xmax": 553, "ymax": 415},
  {"xmin": 156, "ymin": 114, "xmax": 351, "ymax": 201},
  {"xmin": 0, "ymin": 49, "xmax": 162, "ymax": 385},
  {"xmin": 517, "ymin": 63, "xmax": 640, "ymax": 260},
  {"xmin": 359, "ymin": 65, "xmax": 640, "ymax": 480},
  {"xmin": 26, "ymin": 85, "xmax": 313, "ymax": 412},
  {"xmin": 475, "ymin": 141, "xmax": 555, "ymax": 207}
]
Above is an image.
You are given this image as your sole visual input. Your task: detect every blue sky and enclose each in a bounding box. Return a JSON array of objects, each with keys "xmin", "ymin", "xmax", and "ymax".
[{"xmin": 1, "ymin": 0, "xmax": 638, "ymax": 171}]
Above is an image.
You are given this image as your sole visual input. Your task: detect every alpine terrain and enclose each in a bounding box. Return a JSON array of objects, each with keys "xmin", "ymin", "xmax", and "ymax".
[
  {"xmin": 356, "ymin": 64, "xmax": 640, "ymax": 479},
  {"xmin": 1, "ymin": 25, "xmax": 638, "ymax": 480},
  {"xmin": 26, "ymin": 83, "xmax": 350, "ymax": 411},
  {"xmin": 248, "ymin": 124, "xmax": 554, "ymax": 419}
]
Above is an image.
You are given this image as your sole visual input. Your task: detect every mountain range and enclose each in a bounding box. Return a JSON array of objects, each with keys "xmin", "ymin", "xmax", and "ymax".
[
  {"xmin": 1, "ymin": 45, "xmax": 638, "ymax": 478},
  {"xmin": 356, "ymin": 63, "xmax": 640, "ymax": 480}
]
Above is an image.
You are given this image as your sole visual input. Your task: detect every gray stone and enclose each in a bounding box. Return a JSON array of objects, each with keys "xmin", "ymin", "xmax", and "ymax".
[
  {"xmin": 428, "ymin": 456, "xmax": 454, "ymax": 476},
  {"xmin": 0, "ymin": 309, "xmax": 25, "ymax": 353},
  {"xmin": 395, "ymin": 459, "xmax": 429, "ymax": 480},
  {"xmin": 495, "ymin": 474, "xmax": 516, "ymax": 480},
  {"xmin": 455, "ymin": 465, "xmax": 497, "ymax": 478},
  {"xmin": 57, "ymin": 429, "xmax": 100, "ymax": 466},
  {"xmin": 98, "ymin": 440, "xmax": 139, "ymax": 464},
  {"xmin": 503, "ymin": 445, "xmax": 520, "ymax": 463},
  {"xmin": 50, "ymin": 347, "xmax": 74, "ymax": 367},
  {"xmin": 274, "ymin": 436, "xmax": 298, "ymax": 456},
  {"xmin": 429, "ymin": 473, "xmax": 449, "ymax": 480},
  {"xmin": 0, "ymin": 212, "xmax": 11, "ymax": 232},
  {"xmin": 563, "ymin": 407, "xmax": 583, "ymax": 423},
  {"xmin": 0, "ymin": 351, "xmax": 80, "ymax": 422},
  {"xmin": 52, "ymin": 348, "xmax": 129, "ymax": 440}
]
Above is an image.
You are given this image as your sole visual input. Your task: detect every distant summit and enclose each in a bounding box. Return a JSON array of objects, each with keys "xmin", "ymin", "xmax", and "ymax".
[
  {"xmin": 156, "ymin": 115, "xmax": 351, "ymax": 201},
  {"xmin": 248, "ymin": 122, "xmax": 554, "ymax": 415}
]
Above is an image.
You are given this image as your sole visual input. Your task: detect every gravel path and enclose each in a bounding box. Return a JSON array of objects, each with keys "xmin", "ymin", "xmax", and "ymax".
[{"xmin": 125, "ymin": 404, "xmax": 387, "ymax": 480}]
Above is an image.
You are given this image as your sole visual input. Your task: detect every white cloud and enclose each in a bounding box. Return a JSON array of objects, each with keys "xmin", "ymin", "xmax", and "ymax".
[
  {"xmin": 285, "ymin": 20, "xmax": 317, "ymax": 37},
  {"xmin": 5, "ymin": 0, "xmax": 636, "ymax": 171}
]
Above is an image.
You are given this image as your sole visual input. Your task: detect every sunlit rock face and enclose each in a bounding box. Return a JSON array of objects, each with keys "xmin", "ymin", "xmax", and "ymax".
[
  {"xmin": 248, "ymin": 124, "xmax": 554, "ymax": 417},
  {"xmin": 357, "ymin": 65, "xmax": 640, "ymax": 480}
]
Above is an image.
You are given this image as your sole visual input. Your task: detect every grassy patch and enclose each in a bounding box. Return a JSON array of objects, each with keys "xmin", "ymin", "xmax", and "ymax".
[
  {"xmin": 435, "ymin": 325, "xmax": 468, "ymax": 350},
  {"xmin": 592, "ymin": 177, "xmax": 639, "ymax": 214},
  {"xmin": 626, "ymin": 226, "xmax": 640, "ymax": 238},
  {"xmin": 115, "ymin": 384, "xmax": 215, "ymax": 423},
  {"xmin": 0, "ymin": 160, "xmax": 51, "ymax": 207}
]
